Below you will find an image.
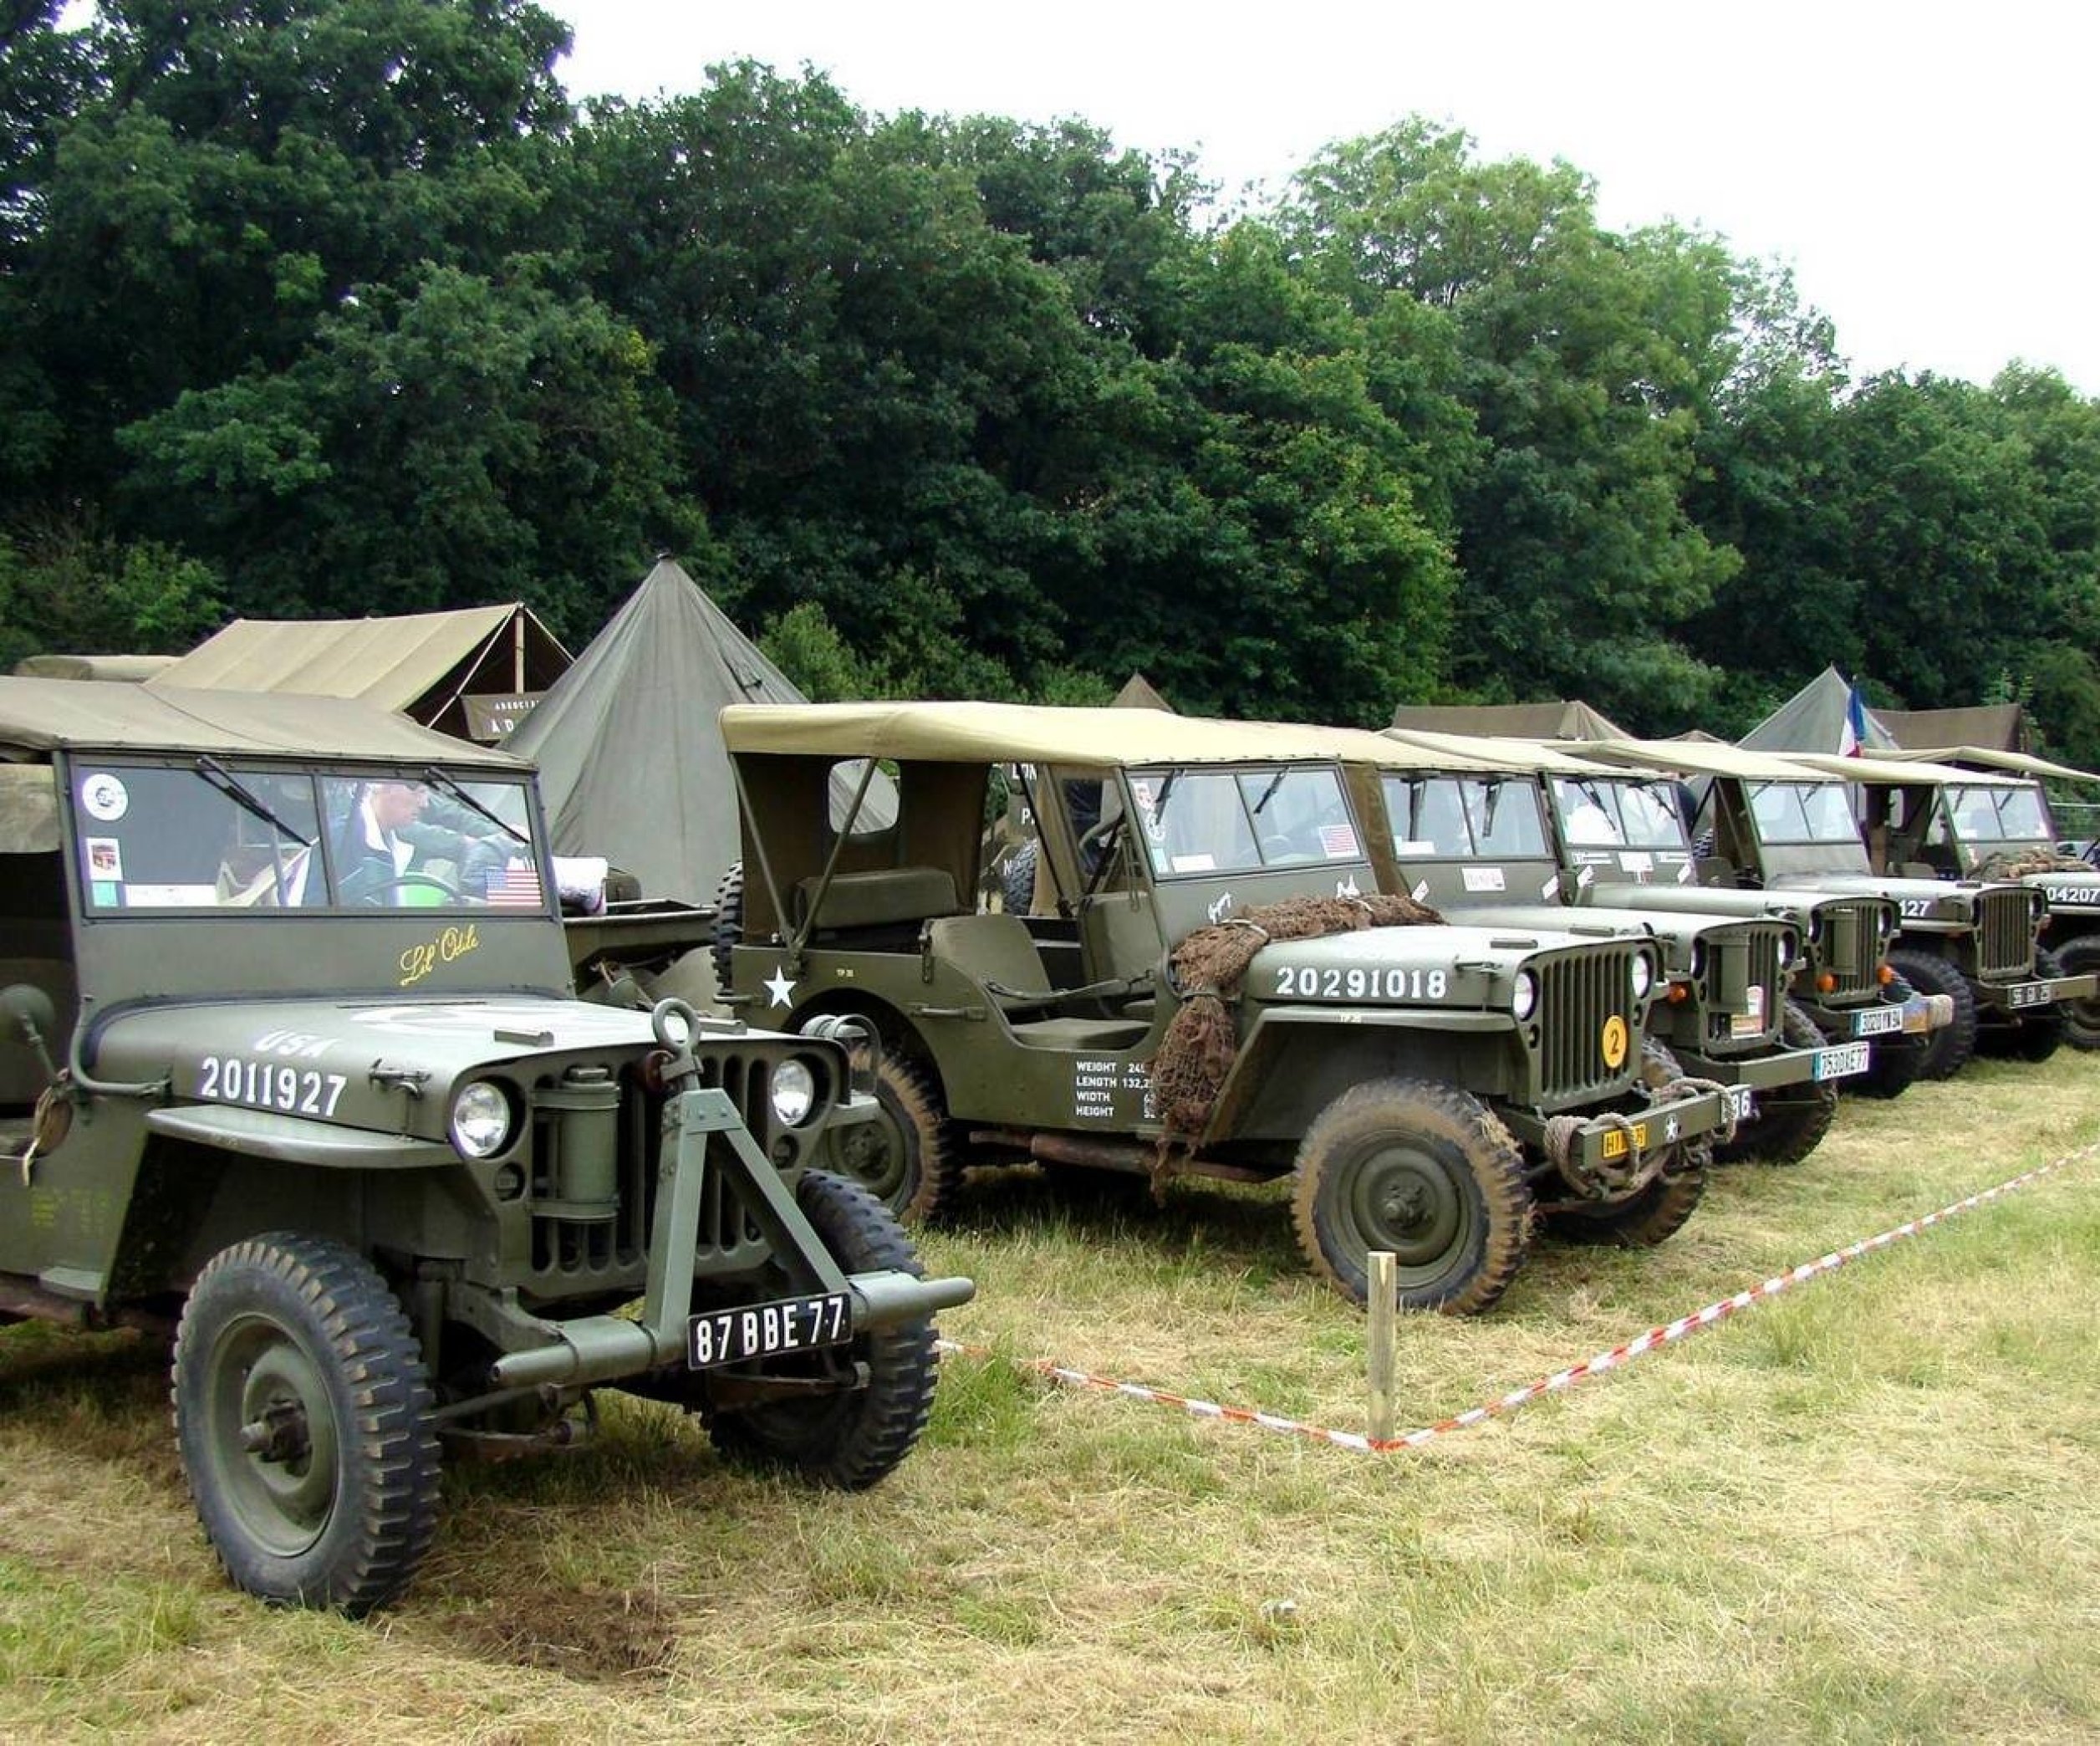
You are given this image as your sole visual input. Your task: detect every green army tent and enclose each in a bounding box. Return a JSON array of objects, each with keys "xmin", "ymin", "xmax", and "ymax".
[{"xmin": 1389, "ymin": 698, "xmax": 1630, "ymax": 740}]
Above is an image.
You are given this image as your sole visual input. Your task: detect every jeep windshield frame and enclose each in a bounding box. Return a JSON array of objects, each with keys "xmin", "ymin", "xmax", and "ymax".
[{"xmin": 64, "ymin": 753, "xmax": 556, "ymax": 919}]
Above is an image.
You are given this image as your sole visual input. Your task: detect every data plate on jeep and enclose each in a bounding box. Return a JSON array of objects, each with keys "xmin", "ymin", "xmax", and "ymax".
[
  {"xmin": 2006, "ymin": 982, "xmax": 2054, "ymax": 1009},
  {"xmin": 1813, "ymin": 1042, "xmax": 1871, "ymax": 1080},
  {"xmin": 1852, "ymin": 1005, "xmax": 1905, "ymax": 1038},
  {"xmin": 687, "ymin": 1293, "xmax": 854, "ymax": 1369}
]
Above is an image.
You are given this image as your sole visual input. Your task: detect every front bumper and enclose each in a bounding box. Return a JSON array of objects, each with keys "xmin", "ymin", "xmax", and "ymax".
[
  {"xmin": 1976, "ymin": 969, "xmax": 2100, "ymax": 1016},
  {"xmin": 1672, "ymin": 1039, "xmax": 1868, "ymax": 1094}
]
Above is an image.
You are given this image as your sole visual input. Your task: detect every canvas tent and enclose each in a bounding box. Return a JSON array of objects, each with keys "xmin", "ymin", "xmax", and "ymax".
[
  {"xmin": 1740, "ymin": 666, "xmax": 1899, "ymax": 755},
  {"xmin": 1872, "ymin": 702, "xmax": 2027, "ymax": 753},
  {"xmin": 148, "ymin": 604, "xmax": 570, "ymax": 743},
  {"xmin": 507, "ymin": 558, "xmax": 895, "ymax": 903},
  {"xmin": 13, "ymin": 653, "xmax": 178, "ymax": 682},
  {"xmin": 1389, "ymin": 698, "xmax": 1630, "ymax": 741},
  {"xmin": 1112, "ymin": 671, "xmax": 1173, "ymax": 712}
]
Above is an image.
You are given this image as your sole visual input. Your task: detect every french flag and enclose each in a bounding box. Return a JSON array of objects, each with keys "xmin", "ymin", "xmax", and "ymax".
[{"xmin": 1839, "ymin": 682, "xmax": 1869, "ymax": 756}]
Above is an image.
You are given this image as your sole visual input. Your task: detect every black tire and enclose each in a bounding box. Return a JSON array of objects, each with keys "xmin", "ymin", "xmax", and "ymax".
[
  {"xmin": 2005, "ymin": 946, "xmax": 2067, "ymax": 1062},
  {"xmin": 2055, "ymin": 936, "xmax": 2100, "ymax": 1053},
  {"xmin": 1546, "ymin": 1039, "xmax": 1708, "ymax": 1247},
  {"xmin": 710, "ymin": 861, "xmax": 744, "ymax": 990},
  {"xmin": 705, "ymin": 1171, "xmax": 940, "ymax": 1489},
  {"xmin": 1002, "ymin": 840, "xmax": 1039, "ymax": 916},
  {"xmin": 1889, "ymin": 947, "xmax": 1976, "ymax": 1080},
  {"xmin": 815, "ymin": 1049, "xmax": 962, "ymax": 1224},
  {"xmin": 1711, "ymin": 999, "xmax": 1838, "ymax": 1167},
  {"xmin": 1290, "ymin": 1078, "xmax": 1532, "ymax": 1316},
  {"xmin": 171, "ymin": 1233, "xmax": 440, "ymax": 1616}
]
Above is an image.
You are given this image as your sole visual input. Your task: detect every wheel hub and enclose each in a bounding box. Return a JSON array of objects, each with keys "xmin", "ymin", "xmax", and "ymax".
[{"xmin": 1348, "ymin": 1143, "xmax": 1466, "ymax": 1274}]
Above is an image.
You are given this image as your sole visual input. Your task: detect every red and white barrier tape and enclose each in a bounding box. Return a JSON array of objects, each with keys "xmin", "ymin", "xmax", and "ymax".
[{"xmin": 935, "ymin": 1140, "xmax": 2100, "ymax": 1457}]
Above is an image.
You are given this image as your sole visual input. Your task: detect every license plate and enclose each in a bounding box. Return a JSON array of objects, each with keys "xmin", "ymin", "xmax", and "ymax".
[
  {"xmin": 1852, "ymin": 1006, "xmax": 1904, "ymax": 1037},
  {"xmin": 2007, "ymin": 982, "xmax": 2053, "ymax": 1009},
  {"xmin": 1813, "ymin": 1041, "xmax": 1871, "ymax": 1080},
  {"xmin": 686, "ymin": 1292, "xmax": 854, "ymax": 1369},
  {"xmin": 1600, "ymin": 1121, "xmax": 1649, "ymax": 1161},
  {"xmin": 1723, "ymin": 1085, "xmax": 1756, "ymax": 1125}
]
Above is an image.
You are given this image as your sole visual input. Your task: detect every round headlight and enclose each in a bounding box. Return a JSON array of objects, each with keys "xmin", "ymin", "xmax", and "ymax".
[
  {"xmin": 1630, "ymin": 952, "xmax": 1654, "ymax": 1001},
  {"xmin": 770, "ymin": 1057, "xmax": 818, "ymax": 1127},
  {"xmin": 1511, "ymin": 970, "xmax": 1537, "ymax": 1023},
  {"xmin": 1776, "ymin": 932, "xmax": 1797, "ymax": 969},
  {"xmin": 450, "ymin": 1080, "xmax": 513, "ymax": 1158}
]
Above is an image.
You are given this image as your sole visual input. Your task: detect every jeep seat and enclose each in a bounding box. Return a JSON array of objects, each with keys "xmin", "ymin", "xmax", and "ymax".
[
  {"xmin": 795, "ymin": 866, "xmax": 963, "ymax": 937},
  {"xmin": 923, "ymin": 915, "xmax": 1151, "ymax": 1051}
]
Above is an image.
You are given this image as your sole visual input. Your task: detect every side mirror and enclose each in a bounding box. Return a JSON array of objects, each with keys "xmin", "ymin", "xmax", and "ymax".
[{"xmin": 1, "ymin": 983, "xmax": 56, "ymax": 1049}]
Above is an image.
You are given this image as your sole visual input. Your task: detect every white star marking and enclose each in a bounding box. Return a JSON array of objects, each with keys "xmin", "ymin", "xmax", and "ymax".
[
  {"xmin": 763, "ymin": 965, "xmax": 798, "ymax": 1009},
  {"xmin": 1664, "ymin": 1116, "xmax": 1681, "ymax": 1143}
]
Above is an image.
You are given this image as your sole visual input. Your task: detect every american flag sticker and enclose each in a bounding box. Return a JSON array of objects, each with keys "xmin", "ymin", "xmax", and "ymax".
[
  {"xmin": 485, "ymin": 862, "xmax": 545, "ymax": 907},
  {"xmin": 1319, "ymin": 823, "xmax": 1359, "ymax": 858}
]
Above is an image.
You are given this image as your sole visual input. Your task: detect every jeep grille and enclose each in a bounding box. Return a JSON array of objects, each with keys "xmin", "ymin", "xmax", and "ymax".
[
  {"xmin": 526, "ymin": 1047, "xmax": 798, "ymax": 1288},
  {"xmin": 1537, "ymin": 944, "xmax": 1639, "ymax": 1102},
  {"xmin": 1702, "ymin": 922, "xmax": 1787, "ymax": 1054},
  {"xmin": 1814, "ymin": 898, "xmax": 1884, "ymax": 1003},
  {"xmin": 1975, "ymin": 886, "xmax": 2036, "ymax": 980}
]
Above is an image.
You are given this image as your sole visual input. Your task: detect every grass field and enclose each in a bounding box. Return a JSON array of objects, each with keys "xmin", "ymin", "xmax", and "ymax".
[{"xmin": 3, "ymin": 1053, "xmax": 2097, "ymax": 1743}]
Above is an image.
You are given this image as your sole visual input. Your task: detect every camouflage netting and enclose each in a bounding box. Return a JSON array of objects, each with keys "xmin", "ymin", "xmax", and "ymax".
[
  {"xmin": 1975, "ymin": 848, "xmax": 2094, "ymax": 879},
  {"xmin": 1150, "ymin": 893, "xmax": 1444, "ymax": 1145}
]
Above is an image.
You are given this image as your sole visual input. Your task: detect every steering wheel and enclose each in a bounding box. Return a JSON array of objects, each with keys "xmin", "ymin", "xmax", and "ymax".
[
  {"xmin": 356, "ymin": 873, "xmax": 466, "ymax": 906},
  {"xmin": 1260, "ymin": 832, "xmax": 1296, "ymax": 860}
]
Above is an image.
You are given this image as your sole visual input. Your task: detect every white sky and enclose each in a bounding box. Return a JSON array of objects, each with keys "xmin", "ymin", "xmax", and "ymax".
[{"xmin": 546, "ymin": 0, "xmax": 2100, "ymax": 396}]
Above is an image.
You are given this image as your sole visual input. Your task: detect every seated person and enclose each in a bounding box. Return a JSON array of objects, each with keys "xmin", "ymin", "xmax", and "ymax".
[{"xmin": 330, "ymin": 780, "xmax": 502, "ymax": 906}]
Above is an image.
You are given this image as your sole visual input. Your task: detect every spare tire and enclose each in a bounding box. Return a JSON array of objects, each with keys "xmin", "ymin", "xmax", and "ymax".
[
  {"xmin": 711, "ymin": 861, "xmax": 743, "ymax": 990},
  {"xmin": 1002, "ymin": 840, "xmax": 1039, "ymax": 916}
]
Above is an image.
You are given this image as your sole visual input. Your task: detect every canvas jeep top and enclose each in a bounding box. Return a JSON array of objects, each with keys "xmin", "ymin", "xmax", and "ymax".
[
  {"xmin": 0, "ymin": 677, "xmax": 971, "ymax": 1616},
  {"xmin": 716, "ymin": 701, "xmax": 1734, "ymax": 1319}
]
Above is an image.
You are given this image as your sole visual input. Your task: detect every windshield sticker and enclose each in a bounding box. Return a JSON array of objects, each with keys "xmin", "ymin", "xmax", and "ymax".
[
  {"xmin": 85, "ymin": 837, "xmax": 122, "ymax": 881},
  {"xmin": 79, "ymin": 772, "xmax": 129, "ymax": 822},
  {"xmin": 125, "ymin": 884, "xmax": 219, "ymax": 906},
  {"xmin": 1618, "ymin": 851, "xmax": 1654, "ymax": 876},
  {"xmin": 1319, "ymin": 824, "xmax": 1360, "ymax": 858},
  {"xmin": 1541, "ymin": 874, "xmax": 1560, "ymax": 901},
  {"xmin": 399, "ymin": 922, "xmax": 482, "ymax": 988},
  {"xmin": 1462, "ymin": 866, "xmax": 1506, "ymax": 892},
  {"xmin": 1171, "ymin": 853, "xmax": 1217, "ymax": 872},
  {"xmin": 1394, "ymin": 839, "xmax": 1437, "ymax": 858}
]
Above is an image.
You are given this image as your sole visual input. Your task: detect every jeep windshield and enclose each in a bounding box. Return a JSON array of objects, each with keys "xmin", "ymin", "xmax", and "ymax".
[
  {"xmin": 1547, "ymin": 776, "xmax": 1689, "ymax": 851},
  {"xmin": 1382, "ymin": 773, "xmax": 1549, "ymax": 859},
  {"xmin": 69, "ymin": 758, "xmax": 550, "ymax": 915},
  {"xmin": 1748, "ymin": 781, "xmax": 1863, "ymax": 848},
  {"xmin": 1129, "ymin": 764, "xmax": 1360, "ymax": 876},
  {"xmin": 1944, "ymin": 783, "xmax": 2052, "ymax": 845}
]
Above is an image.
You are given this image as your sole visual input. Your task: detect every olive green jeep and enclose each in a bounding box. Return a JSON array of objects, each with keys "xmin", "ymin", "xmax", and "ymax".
[
  {"xmin": 1849, "ymin": 747, "xmax": 2100, "ymax": 1053},
  {"xmin": 1337, "ymin": 733, "xmax": 1861, "ymax": 1166},
  {"xmin": 714, "ymin": 702, "xmax": 1736, "ymax": 1318},
  {"xmin": 1570, "ymin": 738, "xmax": 2094, "ymax": 1078},
  {"xmin": 0, "ymin": 679, "xmax": 971, "ymax": 1615}
]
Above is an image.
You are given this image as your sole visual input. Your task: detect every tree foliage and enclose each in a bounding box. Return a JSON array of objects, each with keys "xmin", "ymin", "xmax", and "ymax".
[{"xmin": 0, "ymin": 5, "xmax": 2096, "ymax": 763}]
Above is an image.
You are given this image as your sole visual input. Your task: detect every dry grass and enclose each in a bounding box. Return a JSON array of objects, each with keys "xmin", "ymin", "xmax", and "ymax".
[{"xmin": 3, "ymin": 1054, "xmax": 2098, "ymax": 1742}]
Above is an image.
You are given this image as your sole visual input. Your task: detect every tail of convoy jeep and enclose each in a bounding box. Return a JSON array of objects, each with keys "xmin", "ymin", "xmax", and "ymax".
[
  {"xmin": 713, "ymin": 702, "xmax": 1735, "ymax": 1319},
  {"xmin": 1561, "ymin": 738, "xmax": 2093, "ymax": 1079},
  {"xmin": 1377, "ymin": 731, "xmax": 1949, "ymax": 1109},
  {"xmin": 1340, "ymin": 730, "xmax": 1876, "ymax": 1165},
  {"xmin": 1824, "ymin": 743, "xmax": 2100, "ymax": 1054},
  {"xmin": 0, "ymin": 679, "xmax": 971, "ymax": 1616}
]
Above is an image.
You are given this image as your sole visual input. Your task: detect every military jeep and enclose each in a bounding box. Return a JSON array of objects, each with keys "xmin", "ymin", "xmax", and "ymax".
[
  {"xmin": 1381, "ymin": 728, "xmax": 1949, "ymax": 1105},
  {"xmin": 1341, "ymin": 732, "xmax": 1866, "ymax": 1166},
  {"xmin": 1850, "ymin": 746, "xmax": 2100, "ymax": 1052},
  {"xmin": 1569, "ymin": 738, "xmax": 2092, "ymax": 1078},
  {"xmin": 0, "ymin": 679, "xmax": 971, "ymax": 1615},
  {"xmin": 714, "ymin": 702, "xmax": 1733, "ymax": 1318}
]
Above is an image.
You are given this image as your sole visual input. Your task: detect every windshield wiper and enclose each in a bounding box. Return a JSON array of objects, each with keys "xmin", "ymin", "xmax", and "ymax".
[
  {"xmin": 423, "ymin": 766, "xmax": 530, "ymax": 846},
  {"xmin": 196, "ymin": 757, "xmax": 313, "ymax": 846},
  {"xmin": 1248, "ymin": 768, "xmax": 1288, "ymax": 816}
]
